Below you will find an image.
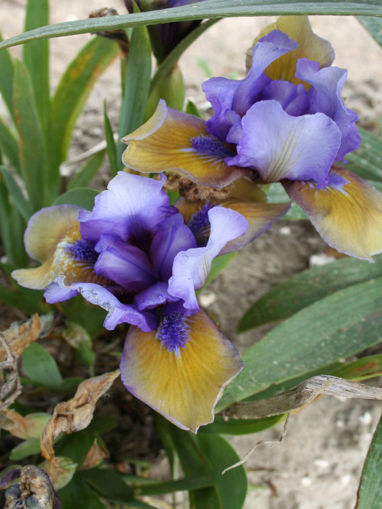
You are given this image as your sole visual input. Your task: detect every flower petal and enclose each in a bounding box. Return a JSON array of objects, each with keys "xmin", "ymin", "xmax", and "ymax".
[
  {"xmin": 168, "ymin": 206, "xmax": 249, "ymax": 313},
  {"xmin": 122, "ymin": 100, "xmax": 247, "ymax": 188},
  {"xmin": 219, "ymin": 199, "xmax": 291, "ymax": 253},
  {"xmin": 284, "ymin": 167, "xmax": 382, "ymax": 260},
  {"xmin": 227, "ymin": 100, "xmax": 341, "ymax": 187},
  {"xmin": 256, "ymin": 16, "xmax": 334, "ymax": 85},
  {"xmin": 79, "ymin": 171, "xmax": 173, "ymax": 243},
  {"xmin": 150, "ymin": 214, "xmax": 196, "ymax": 281},
  {"xmin": 295, "ymin": 58, "xmax": 361, "ymax": 161},
  {"xmin": 23, "ymin": 205, "xmax": 81, "ymax": 262},
  {"xmin": 120, "ymin": 309, "xmax": 242, "ymax": 432},
  {"xmin": 44, "ymin": 279, "xmax": 156, "ymax": 331}
]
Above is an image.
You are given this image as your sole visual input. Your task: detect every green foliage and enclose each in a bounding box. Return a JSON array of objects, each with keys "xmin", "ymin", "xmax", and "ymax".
[{"xmin": 356, "ymin": 416, "xmax": 382, "ymax": 508}]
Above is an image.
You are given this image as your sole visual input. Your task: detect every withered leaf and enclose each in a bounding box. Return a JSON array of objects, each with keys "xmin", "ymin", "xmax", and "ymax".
[
  {"xmin": 80, "ymin": 439, "xmax": 109, "ymax": 470},
  {"xmin": 0, "ymin": 409, "xmax": 50, "ymax": 440},
  {"xmin": 41, "ymin": 369, "xmax": 120, "ymax": 461},
  {"xmin": 0, "ymin": 314, "xmax": 52, "ymax": 361},
  {"xmin": 223, "ymin": 375, "xmax": 382, "ymax": 419}
]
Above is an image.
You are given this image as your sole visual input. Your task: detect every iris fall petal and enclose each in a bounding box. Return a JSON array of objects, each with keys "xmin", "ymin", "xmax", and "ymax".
[
  {"xmin": 284, "ymin": 167, "xmax": 382, "ymax": 261},
  {"xmin": 120, "ymin": 310, "xmax": 243, "ymax": 432}
]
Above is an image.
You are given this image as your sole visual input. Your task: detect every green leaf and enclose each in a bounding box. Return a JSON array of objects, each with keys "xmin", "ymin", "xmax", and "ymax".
[
  {"xmin": 204, "ymin": 252, "xmax": 237, "ymax": 286},
  {"xmin": 78, "ymin": 469, "xmax": 134, "ymax": 503},
  {"xmin": 10, "ymin": 438, "xmax": 41, "ymax": 461},
  {"xmin": 59, "ymin": 474, "xmax": 108, "ymax": 509},
  {"xmin": 219, "ymin": 277, "xmax": 382, "ymax": 410},
  {"xmin": 0, "ymin": 285, "xmax": 43, "ymax": 314},
  {"xmin": 346, "ymin": 128, "xmax": 382, "ymax": 182},
  {"xmin": 0, "ymin": 165, "xmax": 32, "ymax": 221},
  {"xmin": 201, "ymin": 414, "xmax": 285, "ymax": 435},
  {"xmin": 238, "ymin": 255, "xmax": 382, "ymax": 332},
  {"xmin": 103, "ymin": 102, "xmax": 118, "ymax": 177},
  {"xmin": 156, "ymin": 418, "xmax": 247, "ymax": 509},
  {"xmin": 356, "ymin": 415, "xmax": 382, "ymax": 508},
  {"xmin": 62, "ymin": 296, "xmax": 106, "ymax": 339},
  {"xmin": 331, "ymin": 354, "xmax": 382, "ymax": 382},
  {"xmin": 53, "ymin": 187, "xmax": 98, "ymax": 210},
  {"xmin": 1, "ymin": 2, "xmax": 382, "ymax": 49},
  {"xmin": 22, "ymin": 342, "xmax": 63, "ymax": 389},
  {"xmin": 50, "ymin": 37, "xmax": 118, "ymax": 173},
  {"xmin": 55, "ymin": 430, "xmax": 97, "ymax": 467},
  {"xmin": 68, "ymin": 150, "xmax": 105, "ymax": 190},
  {"xmin": 12, "ymin": 59, "xmax": 47, "ymax": 210},
  {"xmin": 117, "ymin": 24, "xmax": 151, "ymax": 164},
  {"xmin": 0, "ymin": 179, "xmax": 27, "ymax": 267},
  {"xmin": 186, "ymin": 99, "xmax": 202, "ymax": 118},
  {"xmin": 0, "ymin": 117, "xmax": 21, "ymax": 173},
  {"xmin": 23, "ymin": 0, "xmax": 50, "ymax": 136},
  {"xmin": 358, "ymin": 16, "xmax": 382, "ymax": 47},
  {"xmin": 0, "ymin": 33, "xmax": 14, "ymax": 117}
]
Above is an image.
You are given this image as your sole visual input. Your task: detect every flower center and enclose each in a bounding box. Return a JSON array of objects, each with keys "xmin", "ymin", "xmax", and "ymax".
[
  {"xmin": 66, "ymin": 239, "xmax": 98, "ymax": 264},
  {"xmin": 157, "ymin": 312, "xmax": 189, "ymax": 354}
]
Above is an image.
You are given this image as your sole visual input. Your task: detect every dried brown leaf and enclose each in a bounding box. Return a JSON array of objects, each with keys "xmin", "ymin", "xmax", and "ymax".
[
  {"xmin": 0, "ymin": 409, "xmax": 50, "ymax": 439},
  {"xmin": 80, "ymin": 439, "xmax": 109, "ymax": 470},
  {"xmin": 223, "ymin": 375, "xmax": 382, "ymax": 419},
  {"xmin": 0, "ymin": 314, "xmax": 44, "ymax": 361},
  {"xmin": 40, "ymin": 369, "xmax": 120, "ymax": 461}
]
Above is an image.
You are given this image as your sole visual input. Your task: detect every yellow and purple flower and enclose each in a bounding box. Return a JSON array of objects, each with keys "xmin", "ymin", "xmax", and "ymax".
[
  {"xmin": 12, "ymin": 172, "xmax": 282, "ymax": 432},
  {"xmin": 122, "ymin": 16, "xmax": 382, "ymax": 261}
]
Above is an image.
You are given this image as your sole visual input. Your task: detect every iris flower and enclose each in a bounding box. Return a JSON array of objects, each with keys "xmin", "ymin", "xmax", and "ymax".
[
  {"xmin": 12, "ymin": 172, "xmax": 283, "ymax": 432},
  {"xmin": 122, "ymin": 16, "xmax": 382, "ymax": 261}
]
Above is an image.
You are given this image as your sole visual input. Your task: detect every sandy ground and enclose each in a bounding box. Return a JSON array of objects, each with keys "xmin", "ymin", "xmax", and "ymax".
[{"xmin": 1, "ymin": 1, "xmax": 382, "ymax": 508}]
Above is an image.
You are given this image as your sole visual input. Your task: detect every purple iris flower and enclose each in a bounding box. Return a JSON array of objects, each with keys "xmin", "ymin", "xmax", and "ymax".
[
  {"xmin": 125, "ymin": 0, "xmax": 207, "ymax": 63},
  {"xmin": 13, "ymin": 172, "xmax": 248, "ymax": 431}
]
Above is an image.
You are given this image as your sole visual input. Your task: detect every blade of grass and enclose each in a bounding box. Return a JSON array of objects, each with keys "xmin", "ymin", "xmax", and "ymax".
[
  {"xmin": 0, "ymin": 165, "xmax": 32, "ymax": 221},
  {"xmin": 1, "ymin": 1, "xmax": 382, "ymax": 49},
  {"xmin": 23, "ymin": 0, "xmax": 50, "ymax": 136},
  {"xmin": 0, "ymin": 117, "xmax": 21, "ymax": 173},
  {"xmin": 103, "ymin": 102, "xmax": 118, "ymax": 176},
  {"xmin": 68, "ymin": 149, "xmax": 105, "ymax": 190},
  {"xmin": 0, "ymin": 33, "xmax": 14, "ymax": 118}
]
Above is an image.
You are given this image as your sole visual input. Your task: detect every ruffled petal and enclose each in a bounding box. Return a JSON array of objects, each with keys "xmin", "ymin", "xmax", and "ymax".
[
  {"xmin": 296, "ymin": 59, "xmax": 361, "ymax": 161},
  {"xmin": 219, "ymin": 199, "xmax": 291, "ymax": 253},
  {"xmin": 256, "ymin": 16, "xmax": 334, "ymax": 85},
  {"xmin": 44, "ymin": 279, "xmax": 156, "ymax": 331},
  {"xmin": 120, "ymin": 310, "xmax": 243, "ymax": 432},
  {"xmin": 227, "ymin": 100, "xmax": 341, "ymax": 188},
  {"xmin": 23, "ymin": 205, "xmax": 81, "ymax": 262},
  {"xmin": 284, "ymin": 167, "xmax": 382, "ymax": 260},
  {"xmin": 168, "ymin": 206, "xmax": 249, "ymax": 313},
  {"xmin": 122, "ymin": 100, "xmax": 247, "ymax": 188},
  {"xmin": 79, "ymin": 171, "xmax": 173, "ymax": 243},
  {"xmin": 150, "ymin": 214, "xmax": 196, "ymax": 281},
  {"xmin": 135, "ymin": 282, "xmax": 178, "ymax": 311}
]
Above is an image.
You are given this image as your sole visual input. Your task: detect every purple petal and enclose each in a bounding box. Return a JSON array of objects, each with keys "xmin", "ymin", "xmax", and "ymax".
[
  {"xmin": 227, "ymin": 100, "xmax": 342, "ymax": 188},
  {"xmin": 150, "ymin": 214, "xmax": 196, "ymax": 281},
  {"xmin": 168, "ymin": 206, "xmax": 249, "ymax": 313},
  {"xmin": 296, "ymin": 58, "xmax": 361, "ymax": 161},
  {"xmin": 46, "ymin": 278, "xmax": 156, "ymax": 331},
  {"xmin": 79, "ymin": 172, "xmax": 174, "ymax": 243},
  {"xmin": 94, "ymin": 236, "xmax": 155, "ymax": 293},
  {"xmin": 232, "ymin": 30, "xmax": 298, "ymax": 116},
  {"xmin": 135, "ymin": 281, "xmax": 178, "ymax": 311},
  {"xmin": 260, "ymin": 80, "xmax": 308, "ymax": 115}
]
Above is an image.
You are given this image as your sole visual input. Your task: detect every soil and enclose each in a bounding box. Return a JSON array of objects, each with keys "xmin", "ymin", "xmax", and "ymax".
[{"xmin": 1, "ymin": 1, "xmax": 382, "ymax": 508}]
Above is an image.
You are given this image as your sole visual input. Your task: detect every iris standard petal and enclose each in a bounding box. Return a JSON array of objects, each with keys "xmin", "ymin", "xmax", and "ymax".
[
  {"xmin": 135, "ymin": 282, "xmax": 178, "ymax": 311},
  {"xmin": 168, "ymin": 206, "xmax": 249, "ymax": 312},
  {"xmin": 79, "ymin": 171, "xmax": 173, "ymax": 242},
  {"xmin": 150, "ymin": 214, "xmax": 196, "ymax": 281},
  {"xmin": 95, "ymin": 239, "xmax": 155, "ymax": 293},
  {"xmin": 284, "ymin": 167, "xmax": 382, "ymax": 261},
  {"xmin": 255, "ymin": 15, "xmax": 334, "ymax": 85},
  {"xmin": 227, "ymin": 100, "xmax": 342, "ymax": 188},
  {"xmin": 120, "ymin": 309, "xmax": 243, "ymax": 432},
  {"xmin": 122, "ymin": 100, "xmax": 247, "ymax": 188},
  {"xmin": 45, "ymin": 279, "xmax": 156, "ymax": 331},
  {"xmin": 296, "ymin": 58, "xmax": 361, "ymax": 161},
  {"xmin": 219, "ymin": 199, "xmax": 291, "ymax": 253},
  {"xmin": 232, "ymin": 30, "xmax": 298, "ymax": 116}
]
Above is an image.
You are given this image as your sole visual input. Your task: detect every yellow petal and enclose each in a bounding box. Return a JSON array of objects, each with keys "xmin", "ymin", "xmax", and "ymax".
[
  {"xmin": 24, "ymin": 205, "xmax": 81, "ymax": 262},
  {"xmin": 285, "ymin": 167, "xmax": 382, "ymax": 261},
  {"xmin": 122, "ymin": 100, "xmax": 248, "ymax": 189},
  {"xmin": 120, "ymin": 310, "xmax": 242, "ymax": 432},
  {"xmin": 256, "ymin": 16, "xmax": 334, "ymax": 86},
  {"xmin": 220, "ymin": 199, "xmax": 291, "ymax": 253}
]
